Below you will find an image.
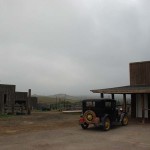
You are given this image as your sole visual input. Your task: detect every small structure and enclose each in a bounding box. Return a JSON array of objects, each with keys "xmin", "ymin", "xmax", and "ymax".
[
  {"xmin": 0, "ymin": 84, "xmax": 37, "ymax": 115},
  {"xmin": 0, "ymin": 84, "xmax": 15, "ymax": 114},
  {"xmin": 30, "ymin": 97, "xmax": 38, "ymax": 110},
  {"xmin": 91, "ymin": 61, "xmax": 150, "ymax": 123},
  {"xmin": 15, "ymin": 92, "xmax": 28, "ymax": 114}
]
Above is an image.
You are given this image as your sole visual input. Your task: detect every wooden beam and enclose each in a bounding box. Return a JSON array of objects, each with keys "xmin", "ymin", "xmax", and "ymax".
[
  {"xmin": 123, "ymin": 94, "xmax": 127, "ymax": 112},
  {"xmin": 131, "ymin": 94, "xmax": 136, "ymax": 118},
  {"xmin": 101, "ymin": 93, "xmax": 104, "ymax": 98},
  {"xmin": 27, "ymin": 89, "xmax": 31, "ymax": 115},
  {"xmin": 111, "ymin": 94, "xmax": 114, "ymax": 99},
  {"xmin": 11, "ymin": 93, "xmax": 15, "ymax": 115},
  {"xmin": 0, "ymin": 94, "xmax": 4, "ymax": 114},
  {"xmin": 141, "ymin": 94, "xmax": 145, "ymax": 124}
]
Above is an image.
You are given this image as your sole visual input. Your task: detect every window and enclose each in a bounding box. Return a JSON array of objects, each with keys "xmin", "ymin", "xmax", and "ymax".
[
  {"xmin": 86, "ymin": 101, "xmax": 95, "ymax": 107},
  {"xmin": 105, "ymin": 102, "xmax": 111, "ymax": 108}
]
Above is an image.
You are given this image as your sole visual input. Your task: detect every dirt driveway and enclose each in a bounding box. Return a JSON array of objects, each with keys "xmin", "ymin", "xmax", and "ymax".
[
  {"xmin": 0, "ymin": 111, "xmax": 79, "ymax": 135},
  {"xmin": 0, "ymin": 112, "xmax": 150, "ymax": 150}
]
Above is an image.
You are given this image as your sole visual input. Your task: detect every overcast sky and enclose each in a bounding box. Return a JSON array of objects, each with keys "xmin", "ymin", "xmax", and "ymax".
[{"xmin": 0, "ymin": 0, "xmax": 150, "ymax": 96}]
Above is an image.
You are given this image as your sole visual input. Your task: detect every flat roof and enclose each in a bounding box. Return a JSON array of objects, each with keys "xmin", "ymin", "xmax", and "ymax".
[
  {"xmin": 130, "ymin": 61, "xmax": 150, "ymax": 64},
  {"xmin": 0, "ymin": 84, "xmax": 16, "ymax": 86},
  {"xmin": 91, "ymin": 85, "xmax": 150, "ymax": 94},
  {"xmin": 82, "ymin": 98, "xmax": 115, "ymax": 102}
]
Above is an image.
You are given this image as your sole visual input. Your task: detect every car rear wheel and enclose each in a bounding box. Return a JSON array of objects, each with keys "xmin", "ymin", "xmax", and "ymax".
[
  {"xmin": 81, "ymin": 123, "xmax": 89, "ymax": 129},
  {"xmin": 103, "ymin": 117, "xmax": 111, "ymax": 131},
  {"xmin": 121, "ymin": 115, "xmax": 128, "ymax": 126}
]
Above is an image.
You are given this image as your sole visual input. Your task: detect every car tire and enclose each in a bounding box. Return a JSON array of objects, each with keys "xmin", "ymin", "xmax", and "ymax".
[
  {"xmin": 84, "ymin": 110, "xmax": 96, "ymax": 124},
  {"xmin": 103, "ymin": 117, "xmax": 111, "ymax": 131},
  {"xmin": 121, "ymin": 115, "xmax": 129, "ymax": 126},
  {"xmin": 81, "ymin": 123, "xmax": 89, "ymax": 129}
]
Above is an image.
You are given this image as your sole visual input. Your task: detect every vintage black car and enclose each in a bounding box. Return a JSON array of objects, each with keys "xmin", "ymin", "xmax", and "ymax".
[{"xmin": 79, "ymin": 99, "xmax": 128, "ymax": 131}]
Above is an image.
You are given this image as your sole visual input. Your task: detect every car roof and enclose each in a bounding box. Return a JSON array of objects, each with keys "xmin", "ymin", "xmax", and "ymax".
[{"xmin": 82, "ymin": 98, "xmax": 116, "ymax": 102}]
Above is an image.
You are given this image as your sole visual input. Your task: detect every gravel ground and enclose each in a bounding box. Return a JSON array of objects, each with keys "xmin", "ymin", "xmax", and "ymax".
[{"xmin": 0, "ymin": 112, "xmax": 150, "ymax": 150}]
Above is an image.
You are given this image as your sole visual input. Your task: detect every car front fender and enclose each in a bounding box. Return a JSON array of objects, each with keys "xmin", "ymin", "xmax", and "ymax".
[
  {"xmin": 120, "ymin": 112, "xmax": 127, "ymax": 122},
  {"xmin": 101, "ymin": 114, "xmax": 110, "ymax": 125}
]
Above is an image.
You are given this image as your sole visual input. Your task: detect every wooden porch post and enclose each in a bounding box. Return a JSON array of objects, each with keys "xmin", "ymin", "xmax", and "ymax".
[
  {"xmin": 0, "ymin": 94, "xmax": 4, "ymax": 114},
  {"xmin": 27, "ymin": 89, "xmax": 31, "ymax": 115},
  {"xmin": 141, "ymin": 94, "xmax": 145, "ymax": 124},
  {"xmin": 11, "ymin": 93, "xmax": 15, "ymax": 115},
  {"xmin": 111, "ymin": 94, "xmax": 114, "ymax": 99},
  {"xmin": 131, "ymin": 94, "xmax": 136, "ymax": 118},
  {"xmin": 123, "ymin": 94, "xmax": 127, "ymax": 112},
  {"xmin": 101, "ymin": 93, "xmax": 104, "ymax": 98}
]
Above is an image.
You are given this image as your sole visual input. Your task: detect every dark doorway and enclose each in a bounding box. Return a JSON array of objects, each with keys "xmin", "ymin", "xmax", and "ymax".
[
  {"xmin": 131, "ymin": 94, "xmax": 136, "ymax": 118},
  {"xmin": 4, "ymin": 94, "xmax": 7, "ymax": 104},
  {"xmin": 148, "ymin": 94, "xmax": 150, "ymax": 120}
]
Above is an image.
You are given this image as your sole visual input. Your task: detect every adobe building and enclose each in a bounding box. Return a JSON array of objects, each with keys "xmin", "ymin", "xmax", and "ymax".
[
  {"xmin": 91, "ymin": 61, "xmax": 150, "ymax": 123},
  {"xmin": 0, "ymin": 84, "xmax": 37, "ymax": 115}
]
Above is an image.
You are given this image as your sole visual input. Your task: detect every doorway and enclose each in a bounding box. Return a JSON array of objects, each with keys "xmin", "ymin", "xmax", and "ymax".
[
  {"xmin": 4, "ymin": 94, "xmax": 7, "ymax": 105},
  {"xmin": 136, "ymin": 94, "xmax": 148, "ymax": 118}
]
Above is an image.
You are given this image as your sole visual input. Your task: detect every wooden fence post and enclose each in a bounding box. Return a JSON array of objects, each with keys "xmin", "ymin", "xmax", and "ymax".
[
  {"xmin": 27, "ymin": 89, "xmax": 31, "ymax": 115},
  {"xmin": 141, "ymin": 94, "xmax": 145, "ymax": 124}
]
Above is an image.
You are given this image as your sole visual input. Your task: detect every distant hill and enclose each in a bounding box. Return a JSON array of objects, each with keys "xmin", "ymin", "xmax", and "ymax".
[
  {"xmin": 36, "ymin": 94, "xmax": 82, "ymax": 105},
  {"xmin": 33, "ymin": 93, "xmax": 101, "ymax": 105},
  {"xmin": 49, "ymin": 94, "xmax": 81, "ymax": 101},
  {"xmin": 34, "ymin": 93, "xmax": 128, "ymax": 105},
  {"xmin": 36, "ymin": 96, "xmax": 55, "ymax": 104}
]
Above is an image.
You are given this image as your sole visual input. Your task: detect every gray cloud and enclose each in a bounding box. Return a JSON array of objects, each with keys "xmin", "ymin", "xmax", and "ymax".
[{"xmin": 0, "ymin": 0, "xmax": 150, "ymax": 95}]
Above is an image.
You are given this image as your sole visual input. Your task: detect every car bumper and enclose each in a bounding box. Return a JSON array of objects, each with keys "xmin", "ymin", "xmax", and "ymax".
[{"xmin": 79, "ymin": 117, "xmax": 101, "ymax": 125}]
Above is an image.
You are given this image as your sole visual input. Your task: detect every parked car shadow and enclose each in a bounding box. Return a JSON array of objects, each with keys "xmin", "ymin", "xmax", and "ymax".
[{"xmin": 84, "ymin": 124, "xmax": 126, "ymax": 132}]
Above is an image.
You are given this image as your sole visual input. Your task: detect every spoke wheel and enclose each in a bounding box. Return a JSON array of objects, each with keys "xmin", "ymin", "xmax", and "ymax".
[
  {"xmin": 84, "ymin": 110, "xmax": 96, "ymax": 124},
  {"xmin": 122, "ymin": 115, "xmax": 129, "ymax": 126},
  {"xmin": 103, "ymin": 118, "xmax": 110, "ymax": 131}
]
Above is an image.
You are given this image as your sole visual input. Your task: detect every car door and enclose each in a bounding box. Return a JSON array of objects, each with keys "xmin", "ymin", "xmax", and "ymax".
[{"xmin": 105, "ymin": 101, "xmax": 116, "ymax": 121}]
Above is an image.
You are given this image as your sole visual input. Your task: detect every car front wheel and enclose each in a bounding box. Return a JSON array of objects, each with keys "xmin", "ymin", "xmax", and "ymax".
[
  {"xmin": 103, "ymin": 117, "xmax": 111, "ymax": 131},
  {"xmin": 81, "ymin": 123, "xmax": 89, "ymax": 129},
  {"xmin": 121, "ymin": 115, "xmax": 129, "ymax": 126}
]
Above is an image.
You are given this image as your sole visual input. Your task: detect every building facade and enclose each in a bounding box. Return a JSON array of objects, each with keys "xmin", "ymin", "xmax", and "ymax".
[
  {"xmin": 0, "ymin": 84, "xmax": 16, "ymax": 114},
  {"xmin": 91, "ymin": 61, "xmax": 150, "ymax": 123},
  {"xmin": 130, "ymin": 61, "xmax": 150, "ymax": 120},
  {"xmin": 0, "ymin": 84, "xmax": 37, "ymax": 114}
]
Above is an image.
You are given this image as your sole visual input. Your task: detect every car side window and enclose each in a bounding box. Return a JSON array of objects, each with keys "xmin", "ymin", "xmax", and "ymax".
[
  {"xmin": 111, "ymin": 102, "xmax": 116, "ymax": 108},
  {"xmin": 86, "ymin": 101, "xmax": 95, "ymax": 107},
  {"xmin": 105, "ymin": 102, "xmax": 111, "ymax": 108}
]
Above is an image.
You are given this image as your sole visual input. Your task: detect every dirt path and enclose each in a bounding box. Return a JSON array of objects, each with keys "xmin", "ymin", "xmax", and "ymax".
[
  {"xmin": 0, "ymin": 111, "xmax": 79, "ymax": 135},
  {"xmin": 1, "ymin": 112, "xmax": 150, "ymax": 150}
]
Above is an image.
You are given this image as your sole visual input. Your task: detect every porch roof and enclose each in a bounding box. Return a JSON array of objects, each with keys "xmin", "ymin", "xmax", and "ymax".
[{"xmin": 90, "ymin": 85, "xmax": 150, "ymax": 94}]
